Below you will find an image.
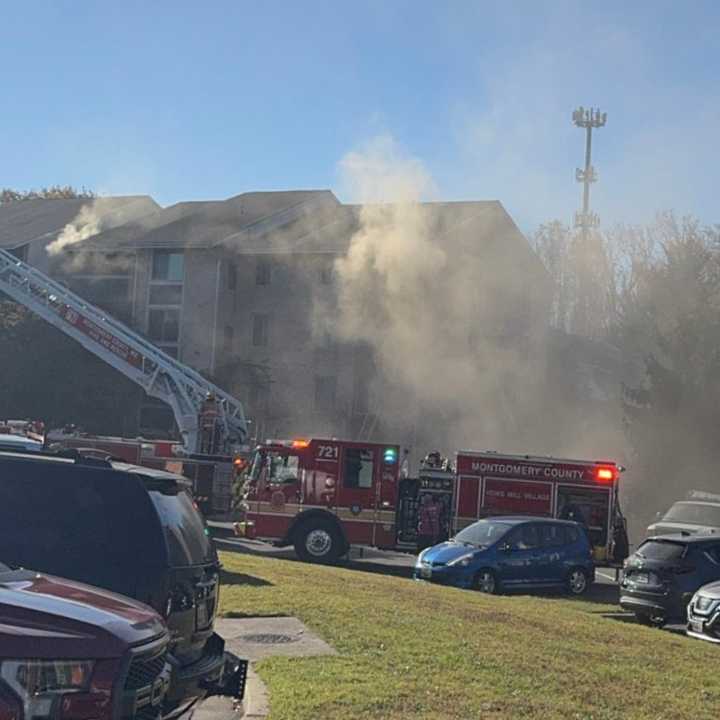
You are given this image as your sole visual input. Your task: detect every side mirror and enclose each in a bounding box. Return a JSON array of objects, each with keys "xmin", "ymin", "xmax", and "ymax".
[
  {"xmin": 655, "ymin": 511, "xmax": 663, "ymax": 520},
  {"xmin": 499, "ymin": 542, "xmax": 512, "ymax": 553}
]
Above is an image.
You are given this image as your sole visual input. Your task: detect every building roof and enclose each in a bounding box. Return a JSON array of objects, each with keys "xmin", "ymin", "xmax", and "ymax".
[
  {"xmin": 80, "ymin": 190, "xmax": 340, "ymax": 251},
  {"xmin": 0, "ymin": 196, "xmax": 159, "ymax": 251}
]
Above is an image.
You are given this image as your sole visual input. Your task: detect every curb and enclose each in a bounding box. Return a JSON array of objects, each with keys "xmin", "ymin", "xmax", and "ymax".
[{"xmin": 243, "ymin": 666, "xmax": 270, "ymax": 719}]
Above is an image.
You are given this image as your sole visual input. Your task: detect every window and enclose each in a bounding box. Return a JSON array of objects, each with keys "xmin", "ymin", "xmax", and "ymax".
[
  {"xmin": 540, "ymin": 523, "xmax": 567, "ymax": 548},
  {"xmin": 343, "ymin": 447, "xmax": 374, "ymax": 489},
  {"xmin": 252, "ymin": 314, "xmax": 269, "ymax": 347},
  {"xmin": 148, "ymin": 309, "xmax": 180, "ymax": 342},
  {"xmin": 152, "ymin": 250, "xmax": 184, "ymax": 282},
  {"xmin": 256, "ymin": 258, "xmax": 271, "ymax": 285},
  {"xmin": 149, "ymin": 284, "xmax": 183, "ymax": 305},
  {"xmin": 227, "ymin": 261, "xmax": 237, "ymax": 291},
  {"xmin": 223, "ymin": 325, "xmax": 234, "ymax": 355},
  {"xmin": 267, "ymin": 453, "xmax": 300, "ymax": 484},
  {"xmin": 314, "ymin": 375, "xmax": 336, "ymax": 412},
  {"xmin": 10, "ymin": 244, "xmax": 28, "ymax": 262},
  {"xmin": 454, "ymin": 520, "xmax": 513, "ymax": 547},
  {"xmin": 320, "ymin": 263, "xmax": 333, "ymax": 285},
  {"xmin": 506, "ymin": 524, "xmax": 541, "ymax": 551},
  {"xmin": 249, "ymin": 383, "xmax": 270, "ymax": 412},
  {"xmin": 637, "ymin": 540, "xmax": 687, "ymax": 562}
]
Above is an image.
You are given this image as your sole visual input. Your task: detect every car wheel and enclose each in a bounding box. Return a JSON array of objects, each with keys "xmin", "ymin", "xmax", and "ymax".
[
  {"xmin": 566, "ymin": 567, "xmax": 590, "ymax": 596},
  {"xmin": 474, "ymin": 569, "xmax": 499, "ymax": 594},
  {"xmin": 294, "ymin": 521, "xmax": 342, "ymax": 564}
]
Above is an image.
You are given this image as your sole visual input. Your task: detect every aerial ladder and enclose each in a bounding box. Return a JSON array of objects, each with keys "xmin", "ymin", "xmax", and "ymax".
[{"xmin": 0, "ymin": 247, "xmax": 247, "ymax": 454}]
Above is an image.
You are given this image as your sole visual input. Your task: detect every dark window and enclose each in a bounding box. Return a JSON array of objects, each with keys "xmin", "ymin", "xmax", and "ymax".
[
  {"xmin": 506, "ymin": 524, "xmax": 541, "ymax": 550},
  {"xmin": 223, "ymin": 325, "xmax": 234, "ymax": 355},
  {"xmin": 343, "ymin": 447, "xmax": 374, "ymax": 489},
  {"xmin": 147, "ymin": 488, "xmax": 214, "ymax": 566},
  {"xmin": 256, "ymin": 259, "xmax": 271, "ymax": 285},
  {"xmin": 249, "ymin": 384, "xmax": 270, "ymax": 412},
  {"xmin": 637, "ymin": 540, "xmax": 687, "ymax": 561},
  {"xmin": 702, "ymin": 546, "xmax": 720, "ymax": 565},
  {"xmin": 152, "ymin": 250, "xmax": 184, "ymax": 282},
  {"xmin": 227, "ymin": 261, "xmax": 237, "ymax": 291},
  {"xmin": 149, "ymin": 284, "xmax": 183, "ymax": 305},
  {"xmin": 320, "ymin": 263, "xmax": 333, "ymax": 285},
  {"xmin": 148, "ymin": 308, "xmax": 180, "ymax": 342},
  {"xmin": 540, "ymin": 523, "xmax": 567, "ymax": 548},
  {"xmin": 314, "ymin": 375, "xmax": 336, "ymax": 412},
  {"xmin": 252, "ymin": 314, "xmax": 269, "ymax": 347},
  {"xmin": 10, "ymin": 245, "xmax": 28, "ymax": 262}
]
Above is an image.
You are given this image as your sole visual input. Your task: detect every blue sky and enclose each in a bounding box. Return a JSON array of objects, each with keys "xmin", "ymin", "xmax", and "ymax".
[{"xmin": 0, "ymin": 0, "xmax": 718, "ymax": 231}]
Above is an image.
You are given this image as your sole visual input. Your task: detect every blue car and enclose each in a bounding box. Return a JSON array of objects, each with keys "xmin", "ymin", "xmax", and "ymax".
[{"xmin": 414, "ymin": 516, "xmax": 595, "ymax": 595}]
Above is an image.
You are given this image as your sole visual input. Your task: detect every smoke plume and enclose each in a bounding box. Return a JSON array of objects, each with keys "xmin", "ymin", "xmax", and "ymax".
[{"xmin": 47, "ymin": 202, "xmax": 103, "ymax": 256}]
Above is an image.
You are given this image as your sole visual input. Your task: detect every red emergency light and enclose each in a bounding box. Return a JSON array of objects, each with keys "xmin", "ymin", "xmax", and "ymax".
[{"xmin": 595, "ymin": 466, "xmax": 616, "ymax": 483}]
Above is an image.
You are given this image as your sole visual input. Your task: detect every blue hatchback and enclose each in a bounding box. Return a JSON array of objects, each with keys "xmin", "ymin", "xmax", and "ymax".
[{"xmin": 414, "ymin": 516, "xmax": 595, "ymax": 595}]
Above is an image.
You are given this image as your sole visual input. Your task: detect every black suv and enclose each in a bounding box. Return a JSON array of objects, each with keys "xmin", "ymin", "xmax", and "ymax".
[
  {"xmin": 0, "ymin": 450, "xmax": 245, "ymax": 712},
  {"xmin": 620, "ymin": 533, "xmax": 720, "ymax": 625}
]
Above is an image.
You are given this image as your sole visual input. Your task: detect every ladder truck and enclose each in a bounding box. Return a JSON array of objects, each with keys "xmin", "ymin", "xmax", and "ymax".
[{"xmin": 0, "ymin": 247, "xmax": 247, "ymax": 456}]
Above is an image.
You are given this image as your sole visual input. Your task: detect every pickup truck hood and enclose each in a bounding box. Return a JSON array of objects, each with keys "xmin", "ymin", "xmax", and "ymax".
[{"xmin": 0, "ymin": 568, "xmax": 167, "ymax": 658}]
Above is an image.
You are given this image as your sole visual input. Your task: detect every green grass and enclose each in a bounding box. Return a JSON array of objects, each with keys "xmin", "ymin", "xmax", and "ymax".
[{"xmin": 219, "ymin": 552, "xmax": 720, "ymax": 720}]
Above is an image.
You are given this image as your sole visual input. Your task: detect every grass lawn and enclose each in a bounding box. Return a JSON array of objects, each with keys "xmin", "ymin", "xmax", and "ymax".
[{"xmin": 219, "ymin": 551, "xmax": 720, "ymax": 720}]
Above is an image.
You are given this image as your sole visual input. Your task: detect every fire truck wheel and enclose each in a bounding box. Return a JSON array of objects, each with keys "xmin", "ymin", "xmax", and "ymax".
[
  {"xmin": 294, "ymin": 520, "xmax": 342, "ymax": 563},
  {"xmin": 473, "ymin": 569, "xmax": 499, "ymax": 594},
  {"xmin": 566, "ymin": 567, "xmax": 590, "ymax": 595}
]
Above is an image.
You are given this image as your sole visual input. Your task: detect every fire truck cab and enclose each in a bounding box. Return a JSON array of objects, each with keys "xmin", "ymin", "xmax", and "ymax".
[{"xmin": 238, "ymin": 438, "xmax": 404, "ymax": 562}]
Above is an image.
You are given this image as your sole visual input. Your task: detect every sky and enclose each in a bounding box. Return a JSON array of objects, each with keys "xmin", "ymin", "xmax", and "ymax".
[{"xmin": 0, "ymin": 0, "xmax": 718, "ymax": 232}]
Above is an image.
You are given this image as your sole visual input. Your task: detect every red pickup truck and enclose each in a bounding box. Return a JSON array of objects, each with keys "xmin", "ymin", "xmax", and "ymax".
[{"xmin": 0, "ymin": 561, "xmax": 171, "ymax": 720}]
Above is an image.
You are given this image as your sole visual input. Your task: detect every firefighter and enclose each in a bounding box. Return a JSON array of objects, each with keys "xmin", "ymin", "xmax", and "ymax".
[
  {"xmin": 417, "ymin": 493, "xmax": 441, "ymax": 552},
  {"xmin": 199, "ymin": 392, "xmax": 220, "ymax": 454}
]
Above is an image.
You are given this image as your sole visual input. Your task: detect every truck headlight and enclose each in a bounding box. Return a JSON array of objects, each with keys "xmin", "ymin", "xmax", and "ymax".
[
  {"xmin": 0, "ymin": 660, "xmax": 94, "ymax": 719},
  {"xmin": 447, "ymin": 553, "xmax": 475, "ymax": 567}
]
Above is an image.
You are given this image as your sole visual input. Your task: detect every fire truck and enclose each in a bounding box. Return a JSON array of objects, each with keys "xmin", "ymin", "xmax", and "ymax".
[{"xmin": 235, "ymin": 438, "xmax": 629, "ymax": 565}]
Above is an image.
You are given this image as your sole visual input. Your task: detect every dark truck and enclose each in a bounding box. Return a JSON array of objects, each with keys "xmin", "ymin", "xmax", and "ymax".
[
  {"xmin": 0, "ymin": 560, "xmax": 171, "ymax": 720},
  {"xmin": 0, "ymin": 450, "xmax": 246, "ymax": 715}
]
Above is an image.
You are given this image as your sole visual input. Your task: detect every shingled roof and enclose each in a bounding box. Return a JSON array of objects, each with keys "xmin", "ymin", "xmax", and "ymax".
[{"xmin": 0, "ymin": 196, "xmax": 159, "ymax": 250}]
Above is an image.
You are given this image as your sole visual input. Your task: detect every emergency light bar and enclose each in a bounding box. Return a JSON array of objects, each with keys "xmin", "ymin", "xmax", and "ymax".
[{"xmin": 595, "ymin": 466, "xmax": 617, "ymax": 483}]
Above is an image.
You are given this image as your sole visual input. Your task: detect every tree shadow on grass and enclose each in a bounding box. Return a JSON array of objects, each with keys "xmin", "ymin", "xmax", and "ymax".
[{"xmin": 220, "ymin": 569, "xmax": 274, "ymax": 587}]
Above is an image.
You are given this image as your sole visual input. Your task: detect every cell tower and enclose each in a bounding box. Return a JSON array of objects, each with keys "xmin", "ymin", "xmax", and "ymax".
[
  {"xmin": 572, "ymin": 106, "xmax": 607, "ymax": 239},
  {"xmin": 571, "ymin": 106, "xmax": 607, "ymax": 338}
]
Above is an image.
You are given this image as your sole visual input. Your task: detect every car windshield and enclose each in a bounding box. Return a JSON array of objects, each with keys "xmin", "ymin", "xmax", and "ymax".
[
  {"xmin": 148, "ymin": 488, "xmax": 216, "ymax": 567},
  {"xmin": 664, "ymin": 502, "xmax": 720, "ymax": 527},
  {"xmin": 637, "ymin": 540, "xmax": 687, "ymax": 561},
  {"xmin": 453, "ymin": 520, "xmax": 513, "ymax": 547}
]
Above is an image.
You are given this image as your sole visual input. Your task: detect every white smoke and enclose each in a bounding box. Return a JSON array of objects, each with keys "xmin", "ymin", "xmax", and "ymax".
[{"xmin": 46, "ymin": 202, "xmax": 103, "ymax": 256}]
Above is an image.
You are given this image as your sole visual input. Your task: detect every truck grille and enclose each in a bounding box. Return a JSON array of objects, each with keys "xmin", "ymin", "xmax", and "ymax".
[{"xmin": 125, "ymin": 649, "xmax": 168, "ymax": 691}]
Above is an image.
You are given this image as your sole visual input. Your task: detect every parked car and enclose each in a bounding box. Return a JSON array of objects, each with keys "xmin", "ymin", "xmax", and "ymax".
[
  {"xmin": 620, "ymin": 533, "xmax": 720, "ymax": 625},
  {"xmin": 413, "ymin": 516, "xmax": 594, "ymax": 595},
  {"xmin": 0, "ymin": 559, "xmax": 171, "ymax": 720},
  {"xmin": 646, "ymin": 491, "xmax": 720, "ymax": 537},
  {"xmin": 0, "ymin": 450, "xmax": 246, "ymax": 713},
  {"xmin": 687, "ymin": 580, "xmax": 720, "ymax": 643},
  {"xmin": 0, "ymin": 432, "xmax": 43, "ymax": 452}
]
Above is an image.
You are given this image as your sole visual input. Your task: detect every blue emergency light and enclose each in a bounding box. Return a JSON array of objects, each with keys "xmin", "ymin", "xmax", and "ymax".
[{"xmin": 383, "ymin": 448, "xmax": 397, "ymax": 464}]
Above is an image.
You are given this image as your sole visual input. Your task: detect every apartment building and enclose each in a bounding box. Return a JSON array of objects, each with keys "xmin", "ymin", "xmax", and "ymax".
[{"xmin": 0, "ymin": 190, "xmax": 551, "ymax": 443}]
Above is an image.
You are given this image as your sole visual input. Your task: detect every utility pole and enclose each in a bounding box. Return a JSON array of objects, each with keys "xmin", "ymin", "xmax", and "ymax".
[{"xmin": 571, "ymin": 106, "xmax": 607, "ymax": 337}]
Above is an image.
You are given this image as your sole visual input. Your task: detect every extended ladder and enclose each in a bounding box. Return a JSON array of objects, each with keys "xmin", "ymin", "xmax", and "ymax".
[{"xmin": 0, "ymin": 248, "xmax": 247, "ymax": 453}]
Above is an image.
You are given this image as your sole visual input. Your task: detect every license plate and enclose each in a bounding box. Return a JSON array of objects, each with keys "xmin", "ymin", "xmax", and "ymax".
[
  {"xmin": 690, "ymin": 619, "xmax": 704, "ymax": 634},
  {"xmin": 196, "ymin": 600, "xmax": 210, "ymax": 629},
  {"xmin": 421, "ymin": 566, "xmax": 432, "ymax": 579},
  {"xmin": 634, "ymin": 573, "xmax": 649, "ymax": 584}
]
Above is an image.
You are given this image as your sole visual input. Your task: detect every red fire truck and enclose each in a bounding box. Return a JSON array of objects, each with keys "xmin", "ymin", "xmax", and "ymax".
[
  {"xmin": 235, "ymin": 438, "xmax": 628, "ymax": 565},
  {"xmin": 44, "ymin": 428, "xmax": 243, "ymax": 516}
]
